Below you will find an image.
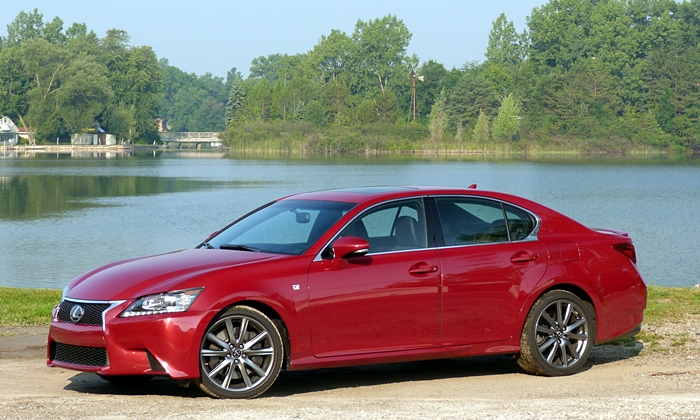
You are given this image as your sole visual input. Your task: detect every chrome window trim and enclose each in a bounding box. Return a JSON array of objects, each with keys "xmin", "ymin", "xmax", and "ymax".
[
  {"xmin": 313, "ymin": 196, "xmax": 430, "ymax": 262},
  {"xmin": 436, "ymin": 236, "xmax": 539, "ymax": 251},
  {"xmin": 430, "ymin": 194, "xmax": 542, "ymax": 244},
  {"xmin": 63, "ymin": 297, "xmax": 126, "ymax": 330}
]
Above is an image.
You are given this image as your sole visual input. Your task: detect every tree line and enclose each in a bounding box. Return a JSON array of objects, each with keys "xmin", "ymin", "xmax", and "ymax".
[{"xmin": 2, "ymin": 1, "xmax": 699, "ymax": 153}]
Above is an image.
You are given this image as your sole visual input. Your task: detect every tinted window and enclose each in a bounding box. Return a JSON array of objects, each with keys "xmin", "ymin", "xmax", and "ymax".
[
  {"xmin": 209, "ymin": 200, "xmax": 356, "ymax": 255},
  {"xmin": 436, "ymin": 198, "xmax": 506, "ymax": 245},
  {"xmin": 504, "ymin": 203, "xmax": 536, "ymax": 241},
  {"xmin": 436, "ymin": 198, "xmax": 536, "ymax": 245},
  {"xmin": 338, "ymin": 199, "xmax": 426, "ymax": 253}
]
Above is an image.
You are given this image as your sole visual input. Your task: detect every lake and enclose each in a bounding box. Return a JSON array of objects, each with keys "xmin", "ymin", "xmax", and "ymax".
[{"xmin": 1, "ymin": 150, "xmax": 699, "ymax": 289}]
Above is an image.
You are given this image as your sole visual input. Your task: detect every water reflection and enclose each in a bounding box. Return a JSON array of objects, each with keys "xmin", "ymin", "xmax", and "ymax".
[
  {"xmin": 1, "ymin": 152, "xmax": 699, "ymax": 289},
  {"xmin": 0, "ymin": 175, "xmax": 242, "ymax": 220}
]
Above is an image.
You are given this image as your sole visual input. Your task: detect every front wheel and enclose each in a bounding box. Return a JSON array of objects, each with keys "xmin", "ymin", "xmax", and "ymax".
[
  {"xmin": 195, "ymin": 306, "xmax": 284, "ymax": 399},
  {"xmin": 517, "ymin": 290, "xmax": 596, "ymax": 376}
]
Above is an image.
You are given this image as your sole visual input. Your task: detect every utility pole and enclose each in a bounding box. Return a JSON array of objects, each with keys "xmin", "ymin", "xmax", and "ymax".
[{"xmin": 410, "ymin": 70, "xmax": 417, "ymax": 121}]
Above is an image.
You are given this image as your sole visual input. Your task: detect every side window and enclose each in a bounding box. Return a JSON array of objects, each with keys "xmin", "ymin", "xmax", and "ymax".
[
  {"xmin": 436, "ymin": 198, "xmax": 508, "ymax": 245},
  {"xmin": 339, "ymin": 199, "xmax": 426, "ymax": 253},
  {"xmin": 504, "ymin": 204, "xmax": 536, "ymax": 241}
]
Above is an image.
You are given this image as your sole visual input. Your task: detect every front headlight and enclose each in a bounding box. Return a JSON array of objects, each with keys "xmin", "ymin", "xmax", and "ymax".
[{"xmin": 121, "ymin": 288, "xmax": 203, "ymax": 317}]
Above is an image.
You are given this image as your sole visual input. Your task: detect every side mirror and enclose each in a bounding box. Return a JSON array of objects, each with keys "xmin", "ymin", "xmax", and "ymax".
[{"xmin": 331, "ymin": 236, "xmax": 370, "ymax": 260}]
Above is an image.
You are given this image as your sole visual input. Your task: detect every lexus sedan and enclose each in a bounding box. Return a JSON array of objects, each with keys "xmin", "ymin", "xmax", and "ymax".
[{"xmin": 48, "ymin": 186, "xmax": 646, "ymax": 398}]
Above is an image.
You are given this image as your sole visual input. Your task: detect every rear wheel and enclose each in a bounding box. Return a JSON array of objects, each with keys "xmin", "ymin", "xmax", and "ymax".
[
  {"xmin": 517, "ymin": 290, "xmax": 595, "ymax": 376},
  {"xmin": 196, "ymin": 306, "xmax": 283, "ymax": 399}
]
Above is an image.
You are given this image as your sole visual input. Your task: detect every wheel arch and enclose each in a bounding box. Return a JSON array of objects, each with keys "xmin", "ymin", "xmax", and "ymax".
[
  {"xmin": 517, "ymin": 280, "xmax": 600, "ymax": 344},
  {"xmin": 216, "ymin": 299, "xmax": 292, "ymax": 370}
]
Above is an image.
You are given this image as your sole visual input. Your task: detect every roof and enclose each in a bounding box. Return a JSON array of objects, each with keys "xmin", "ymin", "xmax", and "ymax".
[
  {"xmin": 280, "ymin": 186, "xmax": 497, "ymax": 205},
  {"xmin": 0, "ymin": 116, "xmax": 19, "ymax": 133},
  {"xmin": 278, "ymin": 186, "xmax": 576, "ymax": 225}
]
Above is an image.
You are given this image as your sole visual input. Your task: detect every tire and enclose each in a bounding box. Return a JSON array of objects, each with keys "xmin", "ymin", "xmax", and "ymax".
[
  {"xmin": 195, "ymin": 306, "xmax": 284, "ymax": 399},
  {"xmin": 517, "ymin": 290, "xmax": 596, "ymax": 376}
]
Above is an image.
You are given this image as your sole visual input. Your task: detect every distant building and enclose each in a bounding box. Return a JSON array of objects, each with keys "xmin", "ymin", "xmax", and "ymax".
[
  {"xmin": 155, "ymin": 118, "xmax": 170, "ymax": 132},
  {"xmin": 0, "ymin": 116, "xmax": 19, "ymax": 144},
  {"xmin": 71, "ymin": 133, "xmax": 117, "ymax": 145}
]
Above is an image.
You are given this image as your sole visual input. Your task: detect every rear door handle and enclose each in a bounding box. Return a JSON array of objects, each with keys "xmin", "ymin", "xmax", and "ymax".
[
  {"xmin": 511, "ymin": 252, "xmax": 538, "ymax": 263},
  {"xmin": 409, "ymin": 262, "xmax": 439, "ymax": 275}
]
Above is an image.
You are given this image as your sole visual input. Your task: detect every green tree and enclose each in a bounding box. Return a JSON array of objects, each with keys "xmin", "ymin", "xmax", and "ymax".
[
  {"xmin": 311, "ymin": 29, "xmax": 353, "ymax": 82},
  {"xmin": 192, "ymin": 97, "xmax": 225, "ymax": 132},
  {"xmin": 491, "ymin": 93, "xmax": 520, "ymax": 142},
  {"xmin": 294, "ymin": 100, "xmax": 306, "ymax": 122},
  {"xmin": 5, "ymin": 9, "xmax": 47, "ymax": 46},
  {"xmin": 348, "ymin": 15, "xmax": 414, "ymax": 96},
  {"xmin": 429, "ymin": 89, "xmax": 448, "ymax": 146},
  {"xmin": 473, "ymin": 109, "xmax": 491, "ymax": 144},
  {"xmin": 101, "ymin": 32, "xmax": 163, "ymax": 141},
  {"xmin": 323, "ymin": 79, "xmax": 351, "ymax": 125},
  {"xmin": 415, "ymin": 60, "xmax": 449, "ymax": 120},
  {"xmin": 249, "ymin": 53, "xmax": 286, "ymax": 81},
  {"xmin": 225, "ymin": 77, "xmax": 245, "ymax": 125},
  {"xmin": 446, "ymin": 69, "xmax": 499, "ymax": 130},
  {"xmin": 170, "ymin": 86, "xmax": 207, "ymax": 131},
  {"xmin": 0, "ymin": 46, "xmax": 30, "ymax": 138},
  {"xmin": 305, "ymin": 100, "xmax": 327, "ymax": 127},
  {"xmin": 539, "ymin": 58, "xmax": 619, "ymax": 130},
  {"xmin": 56, "ymin": 55, "xmax": 112, "ymax": 134},
  {"xmin": 485, "ymin": 13, "xmax": 526, "ymax": 69},
  {"xmin": 244, "ymin": 79, "xmax": 273, "ymax": 122},
  {"xmin": 103, "ymin": 104, "xmax": 135, "ymax": 142},
  {"xmin": 21, "ymin": 38, "xmax": 69, "ymax": 143}
]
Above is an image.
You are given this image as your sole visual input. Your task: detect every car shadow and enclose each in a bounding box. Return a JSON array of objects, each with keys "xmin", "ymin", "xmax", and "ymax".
[
  {"xmin": 63, "ymin": 342, "xmax": 644, "ymax": 398},
  {"xmin": 589, "ymin": 340, "xmax": 644, "ymax": 365},
  {"xmin": 267, "ymin": 355, "xmax": 521, "ymax": 397},
  {"xmin": 64, "ymin": 373, "xmax": 202, "ymax": 398}
]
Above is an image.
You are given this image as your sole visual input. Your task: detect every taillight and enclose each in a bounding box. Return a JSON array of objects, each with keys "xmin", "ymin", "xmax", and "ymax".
[{"xmin": 614, "ymin": 243, "xmax": 637, "ymax": 264}]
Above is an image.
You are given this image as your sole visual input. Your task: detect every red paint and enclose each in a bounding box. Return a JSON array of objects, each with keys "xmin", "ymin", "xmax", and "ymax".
[{"xmin": 47, "ymin": 187, "xmax": 646, "ymax": 381}]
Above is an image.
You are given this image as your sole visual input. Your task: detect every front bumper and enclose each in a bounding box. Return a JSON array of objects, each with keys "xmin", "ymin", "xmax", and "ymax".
[{"xmin": 47, "ymin": 300, "xmax": 214, "ymax": 379}]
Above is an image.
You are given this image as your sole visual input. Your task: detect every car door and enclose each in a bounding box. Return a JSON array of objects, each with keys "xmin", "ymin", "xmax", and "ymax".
[
  {"xmin": 308, "ymin": 198, "xmax": 442, "ymax": 357},
  {"xmin": 435, "ymin": 196, "xmax": 548, "ymax": 346}
]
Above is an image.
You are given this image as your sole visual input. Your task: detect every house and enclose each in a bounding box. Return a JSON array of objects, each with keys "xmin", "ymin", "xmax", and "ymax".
[
  {"xmin": 71, "ymin": 132, "xmax": 117, "ymax": 145},
  {"xmin": 0, "ymin": 116, "xmax": 19, "ymax": 144}
]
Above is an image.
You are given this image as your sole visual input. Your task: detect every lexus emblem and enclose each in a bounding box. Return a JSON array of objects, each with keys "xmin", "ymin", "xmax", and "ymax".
[{"xmin": 69, "ymin": 305, "xmax": 85, "ymax": 323}]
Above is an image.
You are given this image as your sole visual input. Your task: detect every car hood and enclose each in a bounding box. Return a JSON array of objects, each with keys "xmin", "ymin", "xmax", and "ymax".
[{"xmin": 64, "ymin": 249, "xmax": 286, "ymax": 301}]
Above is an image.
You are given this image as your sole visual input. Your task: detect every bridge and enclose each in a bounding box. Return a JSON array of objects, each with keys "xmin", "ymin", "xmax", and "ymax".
[{"xmin": 159, "ymin": 132, "xmax": 222, "ymax": 149}]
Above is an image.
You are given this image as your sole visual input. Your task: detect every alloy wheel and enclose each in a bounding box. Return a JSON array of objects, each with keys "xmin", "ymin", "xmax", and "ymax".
[
  {"xmin": 534, "ymin": 298, "xmax": 590, "ymax": 370},
  {"xmin": 198, "ymin": 307, "xmax": 282, "ymax": 398}
]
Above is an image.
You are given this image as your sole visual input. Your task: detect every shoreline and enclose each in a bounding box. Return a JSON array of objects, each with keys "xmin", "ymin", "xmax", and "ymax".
[
  {"xmin": 1, "ymin": 144, "xmax": 132, "ymax": 153},
  {"xmin": 1, "ymin": 144, "xmax": 695, "ymax": 158}
]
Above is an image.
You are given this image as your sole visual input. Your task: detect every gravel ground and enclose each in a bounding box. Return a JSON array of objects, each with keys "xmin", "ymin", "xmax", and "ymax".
[{"xmin": 1, "ymin": 320, "xmax": 698, "ymax": 420}]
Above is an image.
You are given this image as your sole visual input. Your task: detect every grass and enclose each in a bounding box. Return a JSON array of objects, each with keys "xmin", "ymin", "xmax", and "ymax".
[
  {"xmin": 0, "ymin": 287, "xmax": 62, "ymax": 327},
  {"xmin": 643, "ymin": 285, "xmax": 700, "ymax": 325}
]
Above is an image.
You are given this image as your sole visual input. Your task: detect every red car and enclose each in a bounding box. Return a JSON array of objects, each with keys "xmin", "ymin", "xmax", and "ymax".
[{"xmin": 47, "ymin": 186, "xmax": 646, "ymax": 398}]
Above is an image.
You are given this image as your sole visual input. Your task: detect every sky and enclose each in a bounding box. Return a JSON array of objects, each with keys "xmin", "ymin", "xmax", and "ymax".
[{"xmin": 2, "ymin": 0, "xmax": 549, "ymax": 78}]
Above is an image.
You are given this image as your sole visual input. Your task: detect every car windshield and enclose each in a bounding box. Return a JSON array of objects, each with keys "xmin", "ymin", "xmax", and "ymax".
[{"xmin": 206, "ymin": 200, "xmax": 356, "ymax": 255}]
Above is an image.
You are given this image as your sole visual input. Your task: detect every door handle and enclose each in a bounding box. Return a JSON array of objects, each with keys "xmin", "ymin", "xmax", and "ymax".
[
  {"xmin": 511, "ymin": 252, "xmax": 538, "ymax": 263},
  {"xmin": 409, "ymin": 262, "xmax": 439, "ymax": 275}
]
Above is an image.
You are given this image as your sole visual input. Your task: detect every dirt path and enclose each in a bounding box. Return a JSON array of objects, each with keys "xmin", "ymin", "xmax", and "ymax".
[{"xmin": 1, "ymin": 324, "xmax": 699, "ymax": 419}]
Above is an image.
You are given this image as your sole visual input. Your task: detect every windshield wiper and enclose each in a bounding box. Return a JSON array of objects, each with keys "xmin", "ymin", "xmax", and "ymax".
[{"xmin": 218, "ymin": 244, "xmax": 264, "ymax": 252}]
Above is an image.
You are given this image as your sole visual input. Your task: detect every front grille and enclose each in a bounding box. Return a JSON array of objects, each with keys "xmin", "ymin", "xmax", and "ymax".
[
  {"xmin": 57, "ymin": 300, "xmax": 111, "ymax": 325},
  {"xmin": 53, "ymin": 343, "xmax": 108, "ymax": 366}
]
